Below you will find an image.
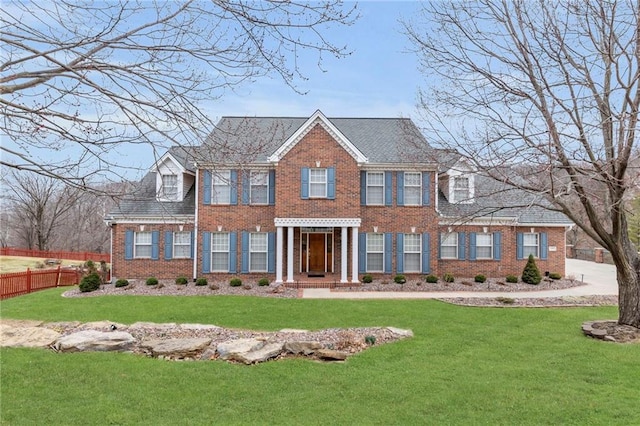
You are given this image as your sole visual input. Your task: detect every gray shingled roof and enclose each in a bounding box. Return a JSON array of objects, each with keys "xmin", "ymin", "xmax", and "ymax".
[
  {"xmin": 107, "ymin": 172, "xmax": 195, "ymax": 219},
  {"xmin": 196, "ymin": 116, "xmax": 434, "ymax": 164},
  {"xmin": 437, "ymin": 174, "xmax": 572, "ymax": 225}
]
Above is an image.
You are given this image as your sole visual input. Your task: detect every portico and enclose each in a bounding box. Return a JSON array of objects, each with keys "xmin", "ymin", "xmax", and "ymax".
[{"xmin": 274, "ymin": 218, "xmax": 361, "ymax": 284}]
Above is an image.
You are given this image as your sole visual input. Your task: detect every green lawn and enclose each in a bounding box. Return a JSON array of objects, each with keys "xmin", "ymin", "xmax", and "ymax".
[{"xmin": 1, "ymin": 288, "xmax": 638, "ymax": 425}]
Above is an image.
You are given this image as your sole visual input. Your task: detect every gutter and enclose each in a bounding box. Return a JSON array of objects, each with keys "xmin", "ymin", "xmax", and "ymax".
[{"xmin": 192, "ymin": 167, "xmax": 200, "ymax": 281}]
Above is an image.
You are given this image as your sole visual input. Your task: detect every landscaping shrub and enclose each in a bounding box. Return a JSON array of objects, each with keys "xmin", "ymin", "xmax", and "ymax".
[
  {"xmin": 362, "ymin": 274, "xmax": 373, "ymax": 283},
  {"xmin": 195, "ymin": 277, "xmax": 208, "ymax": 286},
  {"xmin": 521, "ymin": 254, "xmax": 542, "ymax": 285},
  {"xmin": 229, "ymin": 277, "xmax": 242, "ymax": 287},
  {"xmin": 364, "ymin": 335, "xmax": 376, "ymax": 345},
  {"xmin": 443, "ymin": 273, "xmax": 455, "ymax": 283},
  {"xmin": 175, "ymin": 276, "xmax": 188, "ymax": 285},
  {"xmin": 549, "ymin": 272, "xmax": 562, "ymax": 280},
  {"xmin": 114, "ymin": 279, "xmax": 129, "ymax": 288},
  {"xmin": 146, "ymin": 277, "xmax": 159, "ymax": 286},
  {"xmin": 474, "ymin": 274, "xmax": 487, "ymax": 283},
  {"xmin": 394, "ymin": 274, "xmax": 406, "ymax": 284},
  {"xmin": 258, "ymin": 277, "xmax": 270, "ymax": 286},
  {"xmin": 425, "ymin": 274, "xmax": 438, "ymax": 283},
  {"xmin": 506, "ymin": 274, "xmax": 518, "ymax": 283},
  {"xmin": 79, "ymin": 272, "xmax": 101, "ymax": 292}
]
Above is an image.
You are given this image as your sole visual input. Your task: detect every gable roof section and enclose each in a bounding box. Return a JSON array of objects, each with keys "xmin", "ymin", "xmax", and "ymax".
[
  {"xmin": 196, "ymin": 113, "xmax": 434, "ymax": 165},
  {"xmin": 151, "ymin": 146, "xmax": 197, "ymax": 174},
  {"xmin": 268, "ymin": 110, "xmax": 368, "ymax": 164}
]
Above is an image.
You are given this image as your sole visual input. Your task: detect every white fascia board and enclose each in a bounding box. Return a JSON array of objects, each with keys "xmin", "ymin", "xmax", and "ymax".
[
  {"xmin": 151, "ymin": 153, "xmax": 188, "ymax": 174},
  {"xmin": 106, "ymin": 216, "xmax": 195, "ymax": 225},
  {"xmin": 362, "ymin": 163, "xmax": 438, "ymax": 171},
  {"xmin": 267, "ymin": 110, "xmax": 368, "ymax": 164}
]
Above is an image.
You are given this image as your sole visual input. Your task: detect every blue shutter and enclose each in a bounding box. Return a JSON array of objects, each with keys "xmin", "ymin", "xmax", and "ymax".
[
  {"xmin": 493, "ymin": 232, "xmax": 501, "ymax": 260},
  {"xmin": 385, "ymin": 171, "xmax": 393, "ymax": 206},
  {"xmin": 203, "ymin": 170, "xmax": 211, "ymax": 205},
  {"xmin": 327, "ymin": 167, "xmax": 336, "ymax": 199},
  {"xmin": 229, "ymin": 232, "xmax": 237, "ymax": 273},
  {"xmin": 457, "ymin": 232, "xmax": 466, "ymax": 260},
  {"xmin": 164, "ymin": 231, "xmax": 173, "ymax": 260},
  {"xmin": 358, "ymin": 233, "xmax": 366, "ymax": 274},
  {"xmin": 202, "ymin": 232, "xmax": 211, "ymax": 273},
  {"xmin": 241, "ymin": 232, "xmax": 249, "ymax": 273},
  {"xmin": 301, "ymin": 167, "xmax": 309, "ymax": 199},
  {"xmin": 422, "ymin": 172, "xmax": 431, "ymax": 206},
  {"xmin": 268, "ymin": 170, "xmax": 276, "ymax": 205},
  {"xmin": 516, "ymin": 232, "xmax": 524, "ymax": 260},
  {"xmin": 360, "ymin": 171, "xmax": 367, "ymax": 205},
  {"xmin": 395, "ymin": 233, "xmax": 404, "ymax": 274},
  {"xmin": 384, "ymin": 233, "xmax": 392, "ymax": 273},
  {"xmin": 437, "ymin": 232, "xmax": 442, "ymax": 259},
  {"xmin": 151, "ymin": 231, "xmax": 160, "ymax": 260},
  {"xmin": 230, "ymin": 170, "xmax": 238, "ymax": 205},
  {"xmin": 422, "ymin": 233, "xmax": 431, "ymax": 274},
  {"xmin": 540, "ymin": 232, "xmax": 548, "ymax": 260},
  {"xmin": 124, "ymin": 230, "xmax": 134, "ymax": 260},
  {"xmin": 267, "ymin": 232, "xmax": 275, "ymax": 273},
  {"xmin": 241, "ymin": 172, "xmax": 250, "ymax": 205},
  {"xmin": 397, "ymin": 172, "xmax": 405, "ymax": 206},
  {"xmin": 190, "ymin": 231, "xmax": 195, "ymax": 259},
  {"xmin": 469, "ymin": 232, "xmax": 477, "ymax": 261}
]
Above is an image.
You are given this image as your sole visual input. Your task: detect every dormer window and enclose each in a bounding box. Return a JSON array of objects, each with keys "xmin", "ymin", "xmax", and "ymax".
[
  {"xmin": 160, "ymin": 174, "xmax": 178, "ymax": 201},
  {"xmin": 453, "ymin": 176, "xmax": 470, "ymax": 203}
]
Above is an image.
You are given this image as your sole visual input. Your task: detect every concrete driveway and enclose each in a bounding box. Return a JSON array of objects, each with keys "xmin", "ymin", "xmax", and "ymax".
[{"xmin": 301, "ymin": 258, "xmax": 618, "ymax": 299}]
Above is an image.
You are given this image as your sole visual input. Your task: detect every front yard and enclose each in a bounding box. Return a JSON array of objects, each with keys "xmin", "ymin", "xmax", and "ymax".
[{"xmin": 1, "ymin": 288, "xmax": 638, "ymax": 425}]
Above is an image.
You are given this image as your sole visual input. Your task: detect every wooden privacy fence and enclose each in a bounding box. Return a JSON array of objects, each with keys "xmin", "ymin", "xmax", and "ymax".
[
  {"xmin": 0, "ymin": 266, "xmax": 81, "ymax": 300},
  {"xmin": 0, "ymin": 247, "xmax": 110, "ymax": 263}
]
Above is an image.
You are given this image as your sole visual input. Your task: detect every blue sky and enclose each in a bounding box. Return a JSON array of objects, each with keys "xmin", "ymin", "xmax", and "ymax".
[{"xmin": 203, "ymin": 1, "xmax": 424, "ymax": 120}]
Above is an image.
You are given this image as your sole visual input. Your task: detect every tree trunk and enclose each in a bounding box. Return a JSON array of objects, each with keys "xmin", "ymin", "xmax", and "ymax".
[{"xmin": 616, "ymin": 249, "xmax": 640, "ymax": 328}]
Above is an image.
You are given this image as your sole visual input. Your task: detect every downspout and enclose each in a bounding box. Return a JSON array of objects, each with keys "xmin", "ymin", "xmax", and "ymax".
[
  {"xmin": 192, "ymin": 166, "xmax": 199, "ymax": 281},
  {"xmin": 110, "ymin": 223, "xmax": 113, "ymax": 283}
]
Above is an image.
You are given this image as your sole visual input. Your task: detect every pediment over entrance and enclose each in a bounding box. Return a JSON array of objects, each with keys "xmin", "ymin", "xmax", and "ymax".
[{"xmin": 274, "ymin": 218, "xmax": 361, "ymax": 227}]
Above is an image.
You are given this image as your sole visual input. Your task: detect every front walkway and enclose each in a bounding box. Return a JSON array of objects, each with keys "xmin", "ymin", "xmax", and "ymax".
[{"xmin": 300, "ymin": 259, "xmax": 618, "ymax": 299}]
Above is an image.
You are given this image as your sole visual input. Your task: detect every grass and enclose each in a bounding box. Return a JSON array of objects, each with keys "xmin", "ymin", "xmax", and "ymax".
[
  {"xmin": 0, "ymin": 256, "xmax": 88, "ymax": 273},
  {"xmin": 2, "ymin": 288, "xmax": 639, "ymax": 425}
]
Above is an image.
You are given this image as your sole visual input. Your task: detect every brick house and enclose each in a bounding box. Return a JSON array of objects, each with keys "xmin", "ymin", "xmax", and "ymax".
[{"xmin": 105, "ymin": 110, "xmax": 572, "ymax": 284}]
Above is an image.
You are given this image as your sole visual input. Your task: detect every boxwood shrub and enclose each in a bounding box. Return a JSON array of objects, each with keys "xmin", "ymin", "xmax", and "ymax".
[
  {"xmin": 79, "ymin": 273, "xmax": 102, "ymax": 292},
  {"xmin": 229, "ymin": 277, "xmax": 242, "ymax": 287},
  {"xmin": 114, "ymin": 279, "xmax": 129, "ymax": 288},
  {"xmin": 474, "ymin": 274, "xmax": 487, "ymax": 283},
  {"xmin": 195, "ymin": 277, "xmax": 208, "ymax": 286},
  {"xmin": 146, "ymin": 277, "xmax": 159, "ymax": 286}
]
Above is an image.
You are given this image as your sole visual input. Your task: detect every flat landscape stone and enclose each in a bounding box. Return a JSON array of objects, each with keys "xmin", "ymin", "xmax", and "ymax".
[
  {"xmin": 0, "ymin": 324, "xmax": 61, "ymax": 348},
  {"xmin": 54, "ymin": 330, "xmax": 136, "ymax": 352}
]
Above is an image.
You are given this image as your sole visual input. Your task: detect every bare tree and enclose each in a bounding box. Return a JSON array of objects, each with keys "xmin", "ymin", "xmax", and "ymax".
[
  {"xmin": 1, "ymin": 1, "xmax": 356, "ymax": 189},
  {"xmin": 405, "ymin": 0, "xmax": 640, "ymax": 327},
  {"xmin": 3, "ymin": 171, "xmax": 82, "ymax": 250}
]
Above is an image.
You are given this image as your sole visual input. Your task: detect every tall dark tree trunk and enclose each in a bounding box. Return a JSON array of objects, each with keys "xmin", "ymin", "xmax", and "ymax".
[{"xmin": 615, "ymin": 247, "xmax": 640, "ymax": 328}]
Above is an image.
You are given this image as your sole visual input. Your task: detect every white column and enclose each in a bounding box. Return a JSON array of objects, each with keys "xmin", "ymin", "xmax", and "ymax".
[
  {"xmin": 341, "ymin": 226, "xmax": 348, "ymax": 283},
  {"xmin": 351, "ymin": 226, "xmax": 360, "ymax": 283},
  {"xmin": 276, "ymin": 226, "xmax": 283, "ymax": 284},
  {"xmin": 287, "ymin": 226, "xmax": 294, "ymax": 282}
]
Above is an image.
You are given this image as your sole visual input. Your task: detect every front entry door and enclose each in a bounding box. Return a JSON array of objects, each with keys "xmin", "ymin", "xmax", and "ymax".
[{"xmin": 308, "ymin": 233, "xmax": 326, "ymax": 273}]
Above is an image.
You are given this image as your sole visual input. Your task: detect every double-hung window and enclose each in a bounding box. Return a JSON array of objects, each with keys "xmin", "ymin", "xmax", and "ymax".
[
  {"xmin": 160, "ymin": 174, "xmax": 178, "ymax": 200},
  {"xmin": 366, "ymin": 172, "xmax": 384, "ymax": 205},
  {"xmin": 453, "ymin": 177, "xmax": 470, "ymax": 203},
  {"xmin": 250, "ymin": 171, "xmax": 268, "ymax": 205},
  {"xmin": 366, "ymin": 233, "xmax": 384, "ymax": 272},
  {"xmin": 404, "ymin": 172, "xmax": 421, "ymax": 205},
  {"xmin": 523, "ymin": 233, "xmax": 539, "ymax": 258},
  {"xmin": 212, "ymin": 171, "xmax": 231, "ymax": 204},
  {"xmin": 134, "ymin": 231, "xmax": 152, "ymax": 258},
  {"xmin": 211, "ymin": 233, "xmax": 230, "ymax": 272},
  {"xmin": 250, "ymin": 233, "xmax": 268, "ymax": 272},
  {"xmin": 440, "ymin": 232, "xmax": 458, "ymax": 259},
  {"xmin": 309, "ymin": 169, "xmax": 327, "ymax": 198},
  {"xmin": 173, "ymin": 231, "xmax": 191, "ymax": 258},
  {"xmin": 476, "ymin": 233, "xmax": 493, "ymax": 259},
  {"xmin": 404, "ymin": 234, "xmax": 421, "ymax": 273}
]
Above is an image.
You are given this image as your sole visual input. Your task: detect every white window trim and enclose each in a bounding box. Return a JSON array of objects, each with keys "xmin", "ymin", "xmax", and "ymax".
[
  {"xmin": 173, "ymin": 231, "xmax": 191, "ymax": 259},
  {"xmin": 211, "ymin": 232, "xmax": 230, "ymax": 272},
  {"xmin": 309, "ymin": 168, "xmax": 328, "ymax": 198},
  {"xmin": 404, "ymin": 233, "xmax": 421, "ymax": 273},
  {"xmin": 134, "ymin": 231, "xmax": 152, "ymax": 259},
  {"xmin": 440, "ymin": 232, "xmax": 458, "ymax": 259},
  {"xmin": 250, "ymin": 232, "xmax": 268, "ymax": 272},
  {"xmin": 159, "ymin": 174, "xmax": 179, "ymax": 201},
  {"xmin": 250, "ymin": 171, "xmax": 269, "ymax": 205},
  {"xmin": 212, "ymin": 170, "xmax": 232, "ymax": 205},
  {"xmin": 366, "ymin": 171, "xmax": 384, "ymax": 206},
  {"xmin": 476, "ymin": 233, "xmax": 493, "ymax": 260},
  {"xmin": 366, "ymin": 233, "xmax": 384, "ymax": 273},
  {"xmin": 404, "ymin": 172, "xmax": 422, "ymax": 206},
  {"xmin": 523, "ymin": 233, "xmax": 540, "ymax": 258}
]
